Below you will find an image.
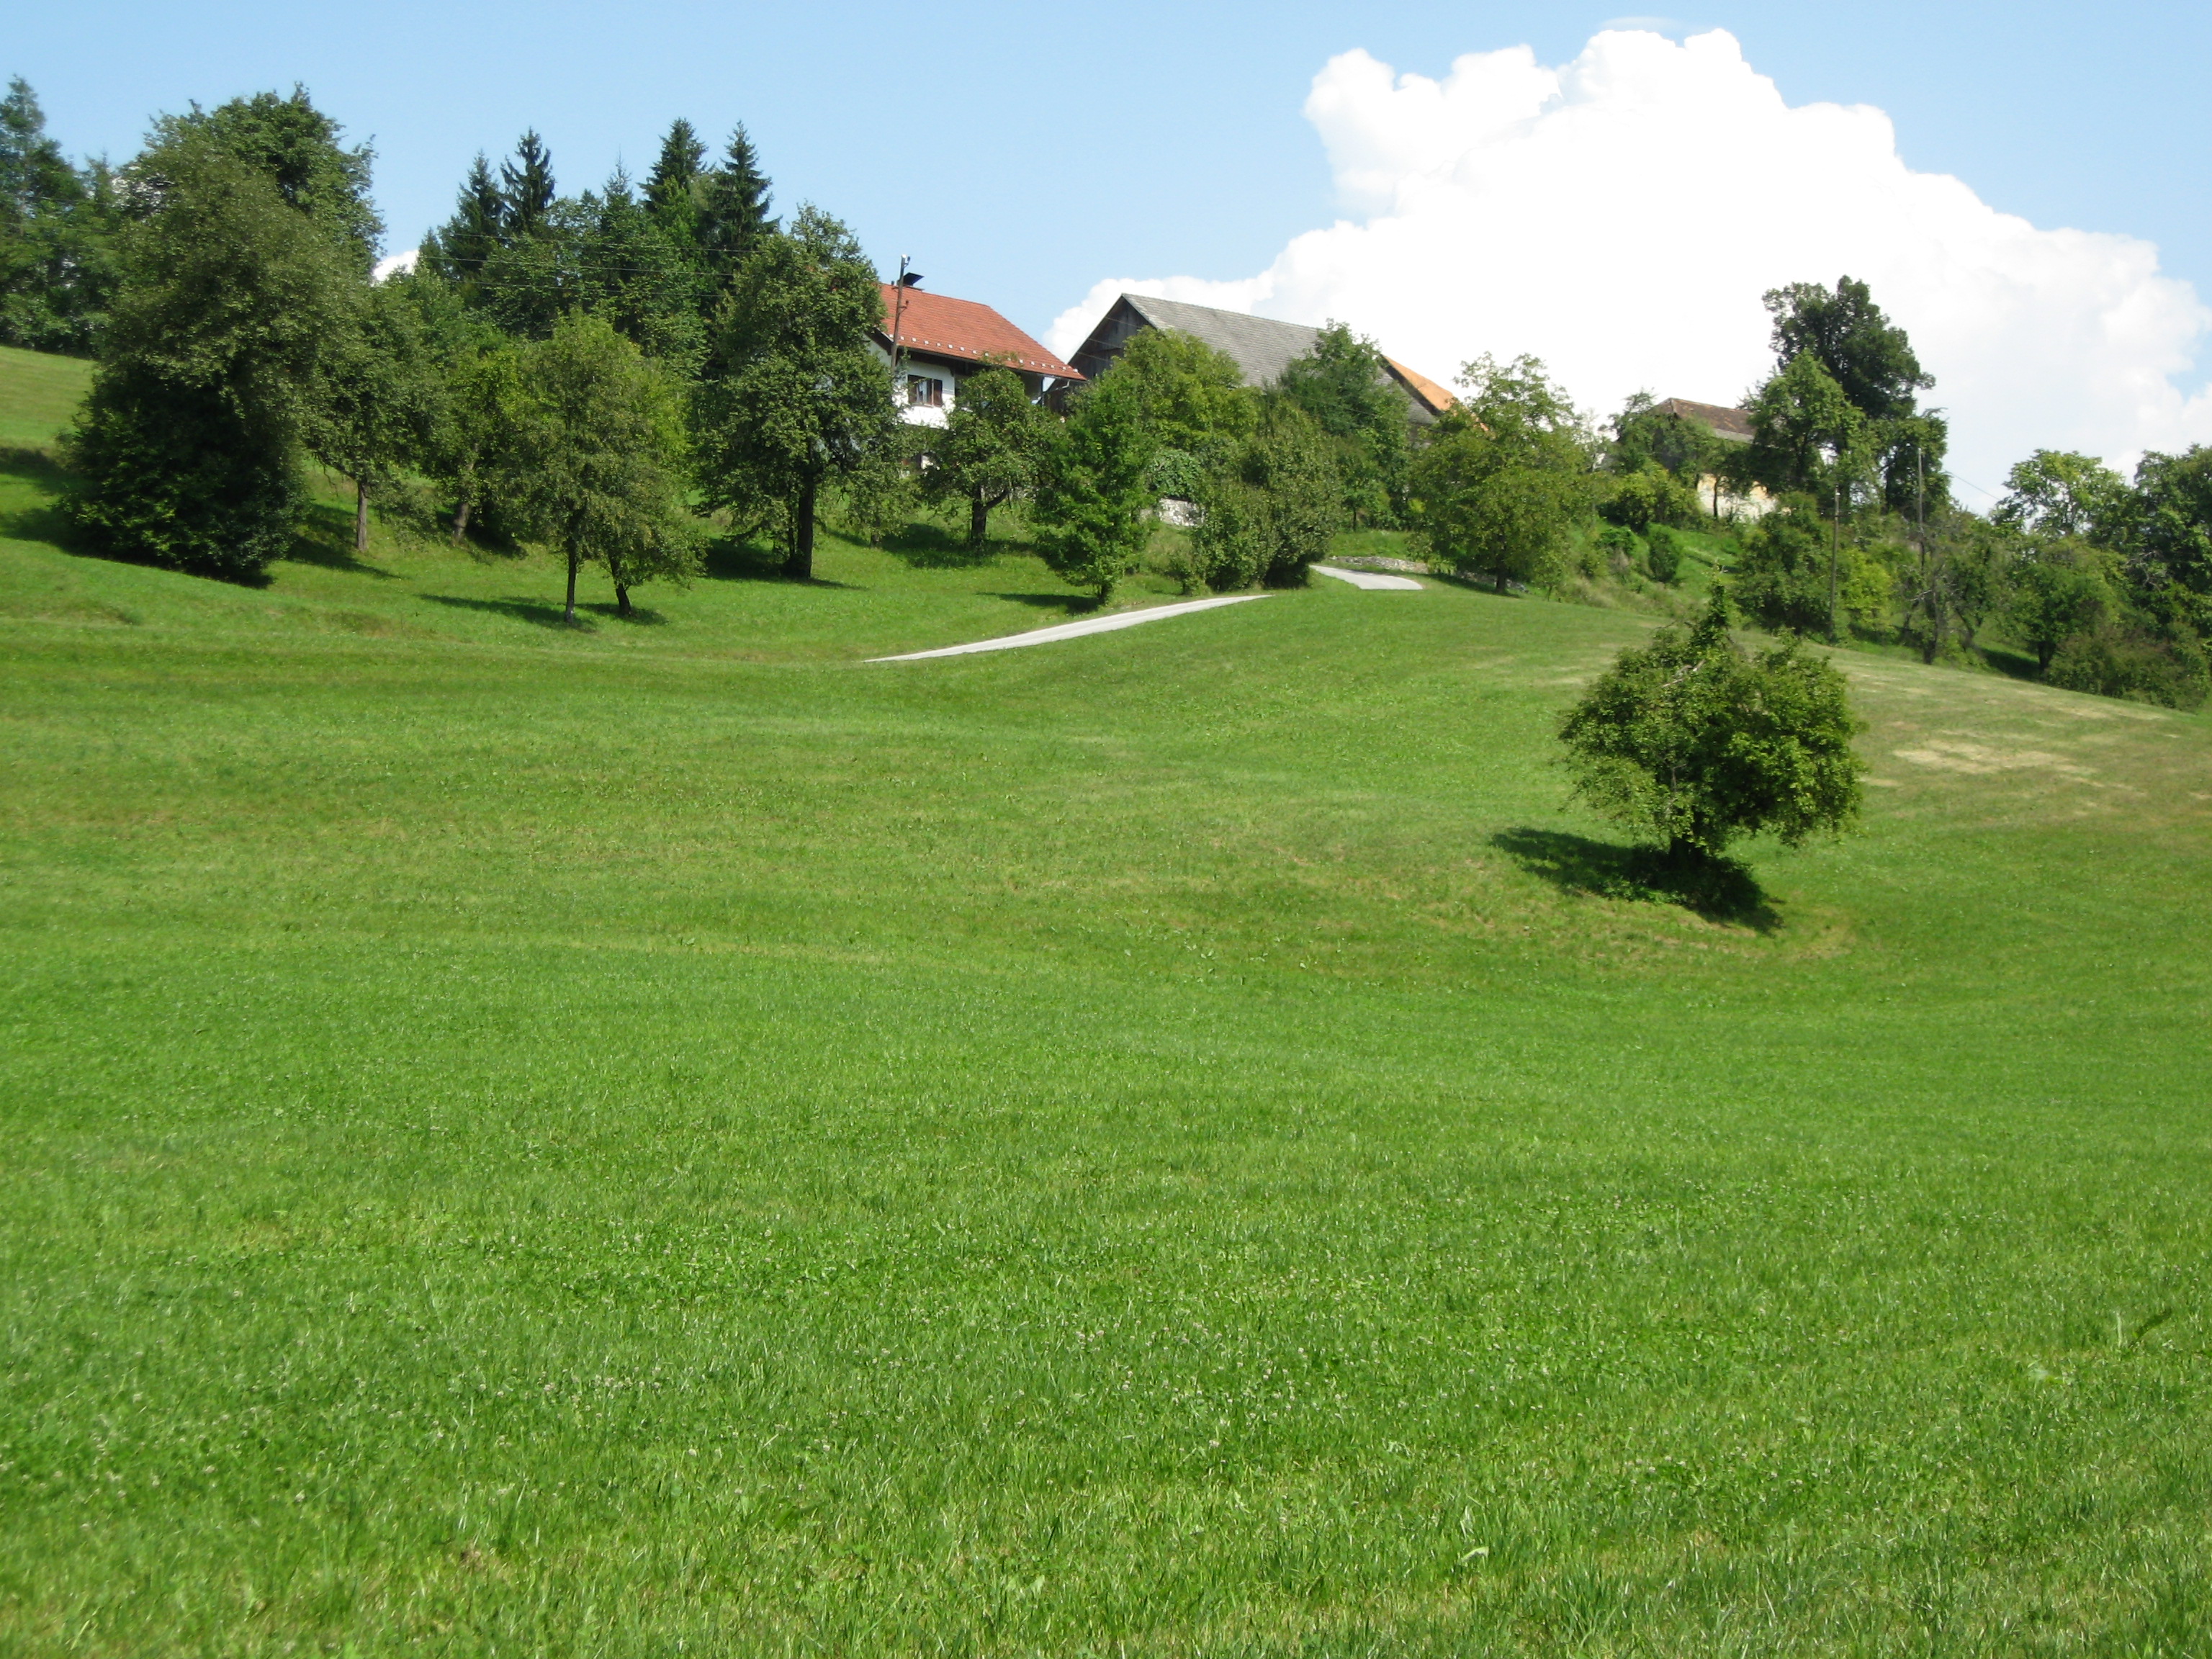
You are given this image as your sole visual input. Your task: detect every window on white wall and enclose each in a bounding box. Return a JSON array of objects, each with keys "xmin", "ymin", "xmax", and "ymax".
[{"xmin": 906, "ymin": 375, "xmax": 944, "ymax": 408}]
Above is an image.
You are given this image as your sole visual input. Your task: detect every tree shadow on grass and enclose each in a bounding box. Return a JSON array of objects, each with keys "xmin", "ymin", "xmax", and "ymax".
[
  {"xmin": 0, "ymin": 446, "xmax": 76, "ymax": 545},
  {"xmin": 700, "ymin": 535, "xmax": 862, "ymax": 588},
  {"xmin": 885, "ymin": 521, "xmax": 997, "ymax": 569},
  {"xmin": 986, "ymin": 591, "xmax": 1092, "ymax": 613},
  {"xmin": 419, "ymin": 593, "xmax": 590, "ymax": 631},
  {"xmin": 1491, "ymin": 826, "xmax": 1780, "ymax": 932},
  {"xmin": 280, "ymin": 498, "xmax": 407, "ymax": 579}
]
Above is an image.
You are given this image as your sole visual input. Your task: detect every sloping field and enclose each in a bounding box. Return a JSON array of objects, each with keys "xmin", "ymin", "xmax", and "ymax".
[{"xmin": 2, "ymin": 346, "xmax": 2209, "ymax": 1654}]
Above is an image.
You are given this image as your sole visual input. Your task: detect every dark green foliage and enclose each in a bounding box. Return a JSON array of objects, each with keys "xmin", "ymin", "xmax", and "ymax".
[
  {"xmin": 644, "ymin": 119, "xmax": 706, "ymax": 220},
  {"xmin": 1560, "ymin": 589, "xmax": 1863, "ymax": 859},
  {"xmin": 1609, "ymin": 391, "xmax": 1724, "ymax": 484},
  {"xmin": 2047, "ymin": 619, "xmax": 2209, "ymax": 709},
  {"xmin": 1644, "ymin": 522, "xmax": 1683, "ymax": 584},
  {"xmin": 1730, "ymin": 498, "xmax": 1892, "ymax": 637},
  {"xmin": 1765, "ymin": 275, "xmax": 1928, "ymax": 423},
  {"xmin": 1735, "ymin": 350, "xmax": 1866, "ymax": 503},
  {"xmin": 917, "ymin": 364, "xmax": 1051, "ymax": 548},
  {"xmin": 1033, "ymin": 380, "xmax": 1157, "ymax": 602},
  {"xmin": 498, "ymin": 131, "xmax": 556, "ymax": 242},
  {"xmin": 1188, "ymin": 400, "xmax": 1341, "ymax": 590},
  {"xmin": 1276, "ymin": 321, "xmax": 1411, "ymax": 526},
  {"xmin": 1411, "ymin": 354, "xmax": 1592, "ymax": 592},
  {"xmin": 305, "ymin": 277, "xmax": 439, "ymax": 551},
  {"xmin": 693, "ymin": 206, "xmax": 890, "ymax": 580},
  {"xmin": 152, "ymin": 88, "xmax": 381, "ymax": 274},
  {"xmin": 575, "ymin": 170, "xmax": 706, "ymax": 369},
  {"xmin": 0, "ymin": 78, "xmax": 120, "ymax": 354},
  {"xmin": 66, "ymin": 135, "xmax": 357, "ymax": 580},
  {"xmin": 1759, "ymin": 277, "xmax": 1946, "ymax": 513},
  {"xmin": 2010, "ymin": 550, "xmax": 2109, "ymax": 672},
  {"xmin": 421, "ymin": 153, "xmax": 504, "ymax": 291},
  {"xmin": 694, "ymin": 125, "xmax": 775, "ymax": 287},
  {"xmin": 493, "ymin": 311, "xmax": 698, "ymax": 621},
  {"xmin": 2128, "ymin": 445, "xmax": 2212, "ymax": 603},
  {"xmin": 1098, "ymin": 328, "xmax": 1254, "ymax": 459}
]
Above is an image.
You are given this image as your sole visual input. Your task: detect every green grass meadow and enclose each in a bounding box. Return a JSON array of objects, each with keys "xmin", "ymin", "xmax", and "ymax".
[{"xmin": 3, "ymin": 343, "xmax": 2211, "ymax": 1653}]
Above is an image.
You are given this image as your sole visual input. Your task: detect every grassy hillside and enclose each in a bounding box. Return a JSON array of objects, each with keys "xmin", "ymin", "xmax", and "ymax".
[{"xmin": 3, "ymin": 349, "xmax": 2210, "ymax": 1654}]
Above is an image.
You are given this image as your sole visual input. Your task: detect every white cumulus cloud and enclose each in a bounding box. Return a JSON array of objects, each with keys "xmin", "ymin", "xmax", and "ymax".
[{"xmin": 1046, "ymin": 29, "xmax": 2212, "ymax": 496}]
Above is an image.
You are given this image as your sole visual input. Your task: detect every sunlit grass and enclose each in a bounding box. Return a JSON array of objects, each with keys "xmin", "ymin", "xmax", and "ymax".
[{"xmin": 1, "ymin": 347, "xmax": 2209, "ymax": 1654}]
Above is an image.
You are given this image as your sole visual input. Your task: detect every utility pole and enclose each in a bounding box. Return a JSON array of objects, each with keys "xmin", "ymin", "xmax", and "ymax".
[{"xmin": 887, "ymin": 254, "xmax": 919, "ymax": 407}]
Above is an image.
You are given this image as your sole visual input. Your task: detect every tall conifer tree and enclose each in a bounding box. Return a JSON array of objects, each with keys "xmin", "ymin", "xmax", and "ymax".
[
  {"xmin": 694, "ymin": 125, "xmax": 773, "ymax": 283},
  {"xmin": 498, "ymin": 132, "xmax": 555, "ymax": 240}
]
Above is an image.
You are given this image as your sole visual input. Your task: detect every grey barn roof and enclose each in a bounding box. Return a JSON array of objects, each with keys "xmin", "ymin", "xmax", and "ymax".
[
  {"xmin": 1115, "ymin": 296, "xmax": 1325, "ymax": 388},
  {"xmin": 1066, "ymin": 294, "xmax": 1457, "ymax": 421}
]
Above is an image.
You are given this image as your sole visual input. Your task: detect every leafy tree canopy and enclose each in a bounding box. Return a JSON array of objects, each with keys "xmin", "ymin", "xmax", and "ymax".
[
  {"xmin": 1034, "ymin": 379, "xmax": 1158, "ymax": 603},
  {"xmin": 1763, "ymin": 276, "xmax": 1930, "ymax": 424},
  {"xmin": 1995, "ymin": 449, "xmax": 2128, "ymax": 541},
  {"xmin": 152, "ymin": 87, "xmax": 380, "ymax": 271},
  {"xmin": 1094, "ymin": 328, "xmax": 1254, "ymax": 460},
  {"xmin": 495, "ymin": 310, "xmax": 698, "ymax": 621},
  {"xmin": 1559, "ymin": 590, "xmax": 1865, "ymax": 861},
  {"xmin": 1412, "ymin": 354, "xmax": 1592, "ymax": 590},
  {"xmin": 0, "ymin": 77, "xmax": 118, "ymax": 353},
  {"xmin": 1277, "ymin": 321, "xmax": 1411, "ymax": 527},
  {"xmin": 917, "ymin": 362, "xmax": 1052, "ymax": 548},
  {"xmin": 694, "ymin": 204, "xmax": 889, "ymax": 577}
]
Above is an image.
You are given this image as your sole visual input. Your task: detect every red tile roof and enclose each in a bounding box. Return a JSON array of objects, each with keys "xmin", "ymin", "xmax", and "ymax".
[
  {"xmin": 877, "ymin": 284, "xmax": 1082, "ymax": 381},
  {"xmin": 1385, "ymin": 357, "xmax": 1458, "ymax": 416}
]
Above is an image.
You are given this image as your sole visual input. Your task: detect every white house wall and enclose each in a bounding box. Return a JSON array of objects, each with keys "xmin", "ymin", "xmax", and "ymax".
[{"xmin": 869, "ymin": 340, "xmax": 956, "ymax": 428}]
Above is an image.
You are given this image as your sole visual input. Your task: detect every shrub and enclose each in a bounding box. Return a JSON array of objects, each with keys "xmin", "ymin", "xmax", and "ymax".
[
  {"xmin": 1560, "ymin": 588, "xmax": 1864, "ymax": 860},
  {"xmin": 2047, "ymin": 622, "xmax": 2208, "ymax": 709},
  {"xmin": 1645, "ymin": 524, "xmax": 1683, "ymax": 584}
]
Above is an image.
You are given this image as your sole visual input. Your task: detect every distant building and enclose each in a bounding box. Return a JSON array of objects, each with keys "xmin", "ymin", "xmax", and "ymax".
[
  {"xmin": 1066, "ymin": 293, "xmax": 1457, "ymax": 423},
  {"xmin": 873, "ymin": 284, "xmax": 1084, "ymax": 427},
  {"xmin": 1652, "ymin": 395, "xmax": 1775, "ymax": 521}
]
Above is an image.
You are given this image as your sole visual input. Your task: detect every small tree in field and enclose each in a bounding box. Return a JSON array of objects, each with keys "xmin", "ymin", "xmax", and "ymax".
[
  {"xmin": 919, "ymin": 363, "xmax": 1051, "ymax": 548},
  {"xmin": 1033, "ymin": 381, "xmax": 1156, "ymax": 603},
  {"xmin": 1559, "ymin": 590, "xmax": 1863, "ymax": 863},
  {"xmin": 495, "ymin": 312, "xmax": 698, "ymax": 622}
]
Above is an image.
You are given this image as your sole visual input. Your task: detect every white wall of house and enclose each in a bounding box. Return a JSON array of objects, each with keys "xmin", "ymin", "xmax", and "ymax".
[{"xmin": 868, "ymin": 340, "xmax": 958, "ymax": 428}]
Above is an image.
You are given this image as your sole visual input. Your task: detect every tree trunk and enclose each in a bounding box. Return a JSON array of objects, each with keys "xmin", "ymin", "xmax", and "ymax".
[
  {"xmin": 615, "ymin": 582, "xmax": 632, "ymax": 617},
  {"xmin": 354, "ymin": 480, "xmax": 370, "ymax": 553},
  {"xmin": 784, "ymin": 477, "xmax": 818, "ymax": 580},
  {"xmin": 565, "ymin": 544, "xmax": 580, "ymax": 625},
  {"xmin": 451, "ymin": 497, "xmax": 472, "ymax": 544},
  {"xmin": 968, "ymin": 492, "xmax": 989, "ymax": 550}
]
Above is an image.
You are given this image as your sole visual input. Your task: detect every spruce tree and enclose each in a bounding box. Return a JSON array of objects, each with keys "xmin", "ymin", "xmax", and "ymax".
[
  {"xmin": 499, "ymin": 131, "xmax": 556, "ymax": 240},
  {"xmin": 644, "ymin": 119, "xmax": 706, "ymax": 218},
  {"xmin": 424, "ymin": 153, "xmax": 504, "ymax": 285},
  {"xmin": 694, "ymin": 125, "xmax": 773, "ymax": 284}
]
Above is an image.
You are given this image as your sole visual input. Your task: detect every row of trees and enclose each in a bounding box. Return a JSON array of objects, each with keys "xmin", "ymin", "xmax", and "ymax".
[
  {"xmin": 1396, "ymin": 274, "xmax": 2212, "ymax": 710},
  {"xmin": 23, "ymin": 81, "xmax": 1386, "ymax": 608}
]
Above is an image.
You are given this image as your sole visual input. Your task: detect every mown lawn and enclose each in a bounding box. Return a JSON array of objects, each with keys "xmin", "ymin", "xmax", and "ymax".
[{"xmin": 2, "ymin": 346, "xmax": 2210, "ymax": 1655}]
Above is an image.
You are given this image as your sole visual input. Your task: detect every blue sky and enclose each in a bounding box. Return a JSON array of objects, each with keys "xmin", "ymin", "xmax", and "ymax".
[{"xmin": 12, "ymin": 0, "xmax": 2207, "ymax": 339}]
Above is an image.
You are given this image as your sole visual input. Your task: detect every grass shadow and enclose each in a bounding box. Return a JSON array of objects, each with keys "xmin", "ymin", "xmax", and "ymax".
[
  {"xmin": 0, "ymin": 445, "xmax": 75, "ymax": 545},
  {"xmin": 287, "ymin": 500, "xmax": 404, "ymax": 580},
  {"xmin": 1491, "ymin": 826, "xmax": 1781, "ymax": 932},
  {"xmin": 701, "ymin": 535, "xmax": 863, "ymax": 588},
  {"xmin": 885, "ymin": 521, "xmax": 996, "ymax": 570},
  {"xmin": 419, "ymin": 593, "xmax": 592, "ymax": 631}
]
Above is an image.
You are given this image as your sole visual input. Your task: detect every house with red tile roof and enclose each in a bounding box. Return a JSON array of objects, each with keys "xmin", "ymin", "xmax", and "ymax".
[{"xmin": 874, "ymin": 282, "xmax": 1083, "ymax": 426}]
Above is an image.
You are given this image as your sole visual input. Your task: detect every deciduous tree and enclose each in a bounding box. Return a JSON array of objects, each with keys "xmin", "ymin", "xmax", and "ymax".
[
  {"xmin": 693, "ymin": 206, "xmax": 890, "ymax": 579},
  {"xmin": 1033, "ymin": 381, "xmax": 1157, "ymax": 603},
  {"xmin": 917, "ymin": 363, "xmax": 1051, "ymax": 547},
  {"xmin": 494, "ymin": 311, "xmax": 698, "ymax": 621},
  {"xmin": 1559, "ymin": 589, "xmax": 1863, "ymax": 862}
]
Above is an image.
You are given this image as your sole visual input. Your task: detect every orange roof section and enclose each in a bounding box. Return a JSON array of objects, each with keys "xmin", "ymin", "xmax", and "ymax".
[
  {"xmin": 878, "ymin": 284, "xmax": 1083, "ymax": 381},
  {"xmin": 1385, "ymin": 357, "xmax": 1458, "ymax": 416}
]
